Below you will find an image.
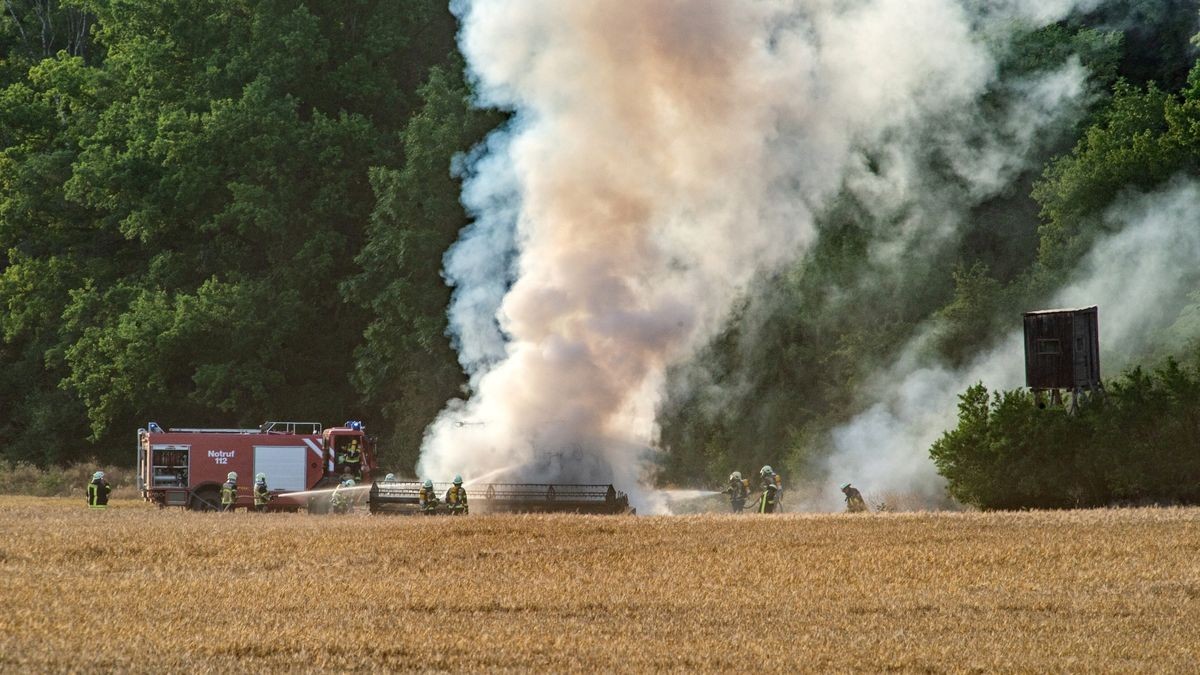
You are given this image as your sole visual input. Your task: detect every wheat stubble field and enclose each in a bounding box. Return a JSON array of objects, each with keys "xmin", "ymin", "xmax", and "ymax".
[{"xmin": 1, "ymin": 497, "xmax": 1198, "ymax": 672}]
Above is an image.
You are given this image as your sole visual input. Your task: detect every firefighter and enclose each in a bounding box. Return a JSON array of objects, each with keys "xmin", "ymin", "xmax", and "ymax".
[
  {"xmin": 722, "ymin": 471, "xmax": 749, "ymax": 512},
  {"xmin": 253, "ymin": 473, "xmax": 271, "ymax": 513},
  {"xmin": 330, "ymin": 479, "xmax": 354, "ymax": 514},
  {"xmin": 445, "ymin": 475, "xmax": 468, "ymax": 516},
  {"xmin": 757, "ymin": 465, "xmax": 780, "ymax": 514},
  {"xmin": 86, "ymin": 471, "xmax": 111, "ymax": 509},
  {"xmin": 343, "ymin": 439, "xmax": 362, "ymax": 478},
  {"xmin": 220, "ymin": 472, "xmax": 238, "ymax": 512},
  {"xmin": 419, "ymin": 479, "xmax": 439, "ymax": 514},
  {"xmin": 842, "ymin": 483, "xmax": 868, "ymax": 513}
]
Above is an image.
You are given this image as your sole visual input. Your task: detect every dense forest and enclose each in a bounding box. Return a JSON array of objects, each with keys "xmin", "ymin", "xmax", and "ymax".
[
  {"xmin": 2, "ymin": 1, "xmax": 1200, "ymax": 505},
  {"xmin": 1, "ymin": 0, "xmax": 497, "ymax": 467}
]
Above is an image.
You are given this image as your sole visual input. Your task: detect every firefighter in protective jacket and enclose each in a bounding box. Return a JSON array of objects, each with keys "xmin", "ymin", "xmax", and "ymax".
[
  {"xmin": 842, "ymin": 483, "xmax": 868, "ymax": 513},
  {"xmin": 445, "ymin": 475, "xmax": 468, "ymax": 515},
  {"xmin": 723, "ymin": 471, "xmax": 749, "ymax": 512},
  {"xmin": 253, "ymin": 473, "xmax": 271, "ymax": 513},
  {"xmin": 220, "ymin": 472, "xmax": 238, "ymax": 512},
  {"xmin": 757, "ymin": 466, "xmax": 780, "ymax": 514},
  {"xmin": 87, "ymin": 471, "xmax": 111, "ymax": 509},
  {"xmin": 419, "ymin": 479, "xmax": 439, "ymax": 514},
  {"xmin": 330, "ymin": 479, "xmax": 353, "ymax": 514},
  {"xmin": 342, "ymin": 439, "xmax": 362, "ymax": 478}
]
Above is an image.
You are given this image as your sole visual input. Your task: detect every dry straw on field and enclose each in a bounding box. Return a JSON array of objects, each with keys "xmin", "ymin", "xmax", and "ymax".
[{"xmin": 2, "ymin": 497, "xmax": 1198, "ymax": 672}]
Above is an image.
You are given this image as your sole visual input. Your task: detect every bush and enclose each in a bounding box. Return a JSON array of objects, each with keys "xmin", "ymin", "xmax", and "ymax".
[
  {"xmin": 930, "ymin": 356, "xmax": 1200, "ymax": 509},
  {"xmin": 0, "ymin": 461, "xmax": 139, "ymax": 499}
]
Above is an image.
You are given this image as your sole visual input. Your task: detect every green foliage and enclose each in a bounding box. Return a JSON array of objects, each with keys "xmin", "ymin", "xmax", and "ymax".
[
  {"xmin": 1079, "ymin": 0, "xmax": 1200, "ymax": 90},
  {"xmin": 343, "ymin": 60, "xmax": 504, "ymax": 468},
  {"xmin": 932, "ymin": 263, "xmax": 1009, "ymax": 367},
  {"xmin": 1033, "ymin": 79, "xmax": 1190, "ymax": 272},
  {"xmin": 0, "ymin": 0, "xmax": 472, "ymax": 465},
  {"xmin": 0, "ymin": 460, "xmax": 137, "ymax": 497},
  {"xmin": 931, "ymin": 356, "xmax": 1200, "ymax": 509}
]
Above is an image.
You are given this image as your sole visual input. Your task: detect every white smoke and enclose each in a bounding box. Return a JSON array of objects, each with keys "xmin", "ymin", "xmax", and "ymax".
[
  {"xmin": 423, "ymin": 0, "xmax": 1107, "ymax": 511},
  {"xmin": 820, "ymin": 178, "xmax": 1200, "ymax": 511}
]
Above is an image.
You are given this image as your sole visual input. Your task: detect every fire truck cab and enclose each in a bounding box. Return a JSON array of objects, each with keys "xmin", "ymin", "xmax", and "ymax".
[{"xmin": 137, "ymin": 420, "xmax": 376, "ymax": 511}]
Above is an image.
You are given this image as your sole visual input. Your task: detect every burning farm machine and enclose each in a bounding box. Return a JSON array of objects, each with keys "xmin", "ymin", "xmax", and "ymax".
[
  {"xmin": 138, "ymin": 419, "xmax": 634, "ymax": 515},
  {"xmin": 368, "ymin": 481, "xmax": 633, "ymax": 515},
  {"xmin": 137, "ymin": 420, "xmax": 377, "ymax": 511}
]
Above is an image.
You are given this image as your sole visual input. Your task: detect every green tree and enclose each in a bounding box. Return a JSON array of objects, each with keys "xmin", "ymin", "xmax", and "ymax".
[
  {"xmin": 930, "ymin": 356, "xmax": 1200, "ymax": 509},
  {"xmin": 343, "ymin": 60, "xmax": 503, "ymax": 470},
  {"xmin": 1032, "ymin": 77, "xmax": 1195, "ymax": 273},
  {"xmin": 0, "ymin": 0, "xmax": 469, "ymax": 464}
]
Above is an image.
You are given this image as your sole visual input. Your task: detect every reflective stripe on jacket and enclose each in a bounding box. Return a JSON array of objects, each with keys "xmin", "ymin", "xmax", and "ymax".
[
  {"xmin": 445, "ymin": 485, "xmax": 467, "ymax": 506},
  {"xmin": 87, "ymin": 479, "xmax": 111, "ymax": 507}
]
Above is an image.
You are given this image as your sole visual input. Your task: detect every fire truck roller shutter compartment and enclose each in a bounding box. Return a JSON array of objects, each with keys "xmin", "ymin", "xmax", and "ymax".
[{"xmin": 253, "ymin": 446, "xmax": 308, "ymax": 492}]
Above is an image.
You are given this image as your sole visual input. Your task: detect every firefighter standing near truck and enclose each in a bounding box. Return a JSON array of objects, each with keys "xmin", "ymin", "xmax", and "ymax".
[
  {"xmin": 419, "ymin": 479, "xmax": 439, "ymax": 514},
  {"xmin": 757, "ymin": 466, "xmax": 780, "ymax": 514},
  {"xmin": 342, "ymin": 439, "xmax": 362, "ymax": 479},
  {"xmin": 723, "ymin": 471, "xmax": 749, "ymax": 512},
  {"xmin": 445, "ymin": 475, "xmax": 468, "ymax": 515},
  {"xmin": 220, "ymin": 472, "xmax": 238, "ymax": 512},
  {"xmin": 86, "ymin": 471, "xmax": 111, "ymax": 509},
  {"xmin": 253, "ymin": 473, "xmax": 271, "ymax": 513}
]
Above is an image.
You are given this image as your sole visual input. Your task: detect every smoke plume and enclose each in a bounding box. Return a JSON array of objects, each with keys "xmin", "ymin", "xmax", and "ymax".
[
  {"xmin": 817, "ymin": 178, "xmax": 1200, "ymax": 511},
  {"xmin": 422, "ymin": 0, "xmax": 1107, "ymax": 510}
]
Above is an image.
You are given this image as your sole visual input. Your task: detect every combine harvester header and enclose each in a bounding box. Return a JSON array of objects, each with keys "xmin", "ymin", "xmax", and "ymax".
[{"xmin": 369, "ymin": 481, "xmax": 633, "ymax": 515}]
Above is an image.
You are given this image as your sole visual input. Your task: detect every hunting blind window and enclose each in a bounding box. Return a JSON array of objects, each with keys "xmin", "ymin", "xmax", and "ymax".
[{"xmin": 1037, "ymin": 339, "xmax": 1061, "ymax": 355}]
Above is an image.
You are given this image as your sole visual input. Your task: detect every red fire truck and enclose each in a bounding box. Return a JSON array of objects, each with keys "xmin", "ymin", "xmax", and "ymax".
[{"xmin": 136, "ymin": 420, "xmax": 377, "ymax": 511}]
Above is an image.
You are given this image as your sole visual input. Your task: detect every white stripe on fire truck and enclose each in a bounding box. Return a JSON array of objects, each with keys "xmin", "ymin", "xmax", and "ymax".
[{"xmin": 302, "ymin": 438, "xmax": 323, "ymax": 459}]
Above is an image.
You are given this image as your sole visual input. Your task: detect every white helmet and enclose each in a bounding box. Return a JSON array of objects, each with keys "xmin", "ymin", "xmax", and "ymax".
[
  {"xmin": 93, "ymin": 471, "xmax": 104, "ymax": 480},
  {"xmin": 227, "ymin": 471, "xmax": 237, "ymax": 481},
  {"xmin": 760, "ymin": 465, "xmax": 773, "ymax": 478},
  {"xmin": 342, "ymin": 479, "xmax": 355, "ymax": 487},
  {"xmin": 384, "ymin": 473, "xmax": 396, "ymax": 481},
  {"xmin": 255, "ymin": 473, "xmax": 266, "ymax": 482},
  {"xmin": 729, "ymin": 471, "xmax": 742, "ymax": 481}
]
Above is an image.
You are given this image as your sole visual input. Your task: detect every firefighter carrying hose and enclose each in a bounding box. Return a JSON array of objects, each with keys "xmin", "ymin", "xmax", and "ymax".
[
  {"xmin": 330, "ymin": 479, "xmax": 354, "ymax": 514},
  {"xmin": 86, "ymin": 471, "xmax": 111, "ymax": 509},
  {"xmin": 419, "ymin": 479, "xmax": 439, "ymax": 514},
  {"xmin": 842, "ymin": 483, "xmax": 868, "ymax": 513},
  {"xmin": 253, "ymin": 473, "xmax": 272, "ymax": 513},
  {"xmin": 757, "ymin": 465, "xmax": 780, "ymax": 514},
  {"xmin": 722, "ymin": 471, "xmax": 749, "ymax": 512},
  {"xmin": 220, "ymin": 472, "xmax": 238, "ymax": 512},
  {"xmin": 445, "ymin": 475, "xmax": 468, "ymax": 516}
]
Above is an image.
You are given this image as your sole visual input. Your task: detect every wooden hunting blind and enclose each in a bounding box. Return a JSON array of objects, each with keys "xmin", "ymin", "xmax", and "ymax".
[{"xmin": 1023, "ymin": 306, "xmax": 1100, "ymax": 392}]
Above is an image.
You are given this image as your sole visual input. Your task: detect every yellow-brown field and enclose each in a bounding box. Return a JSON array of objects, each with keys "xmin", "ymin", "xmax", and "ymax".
[{"xmin": 2, "ymin": 497, "xmax": 1198, "ymax": 672}]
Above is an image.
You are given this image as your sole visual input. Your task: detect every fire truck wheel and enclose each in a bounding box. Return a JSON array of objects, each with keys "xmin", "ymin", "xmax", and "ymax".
[{"xmin": 188, "ymin": 486, "xmax": 222, "ymax": 512}]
